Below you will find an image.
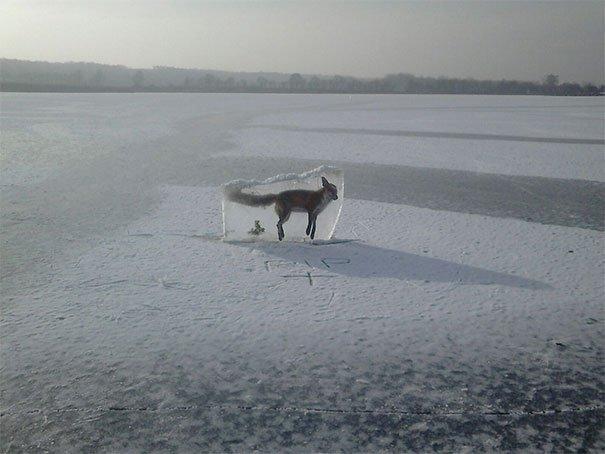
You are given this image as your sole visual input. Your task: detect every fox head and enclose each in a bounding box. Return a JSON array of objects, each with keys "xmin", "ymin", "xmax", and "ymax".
[{"xmin": 321, "ymin": 176, "xmax": 338, "ymax": 200}]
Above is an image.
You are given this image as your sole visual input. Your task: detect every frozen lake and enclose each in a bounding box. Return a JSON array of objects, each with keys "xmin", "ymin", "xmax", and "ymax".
[{"xmin": 1, "ymin": 93, "xmax": 604, "ymax": 451}]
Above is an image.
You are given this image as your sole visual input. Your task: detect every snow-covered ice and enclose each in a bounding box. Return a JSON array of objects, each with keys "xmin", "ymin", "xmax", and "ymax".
[
  {"xmin": 1, "ymin": 93, "xmax": 603, "ymax": 451},
  {"xmin": 224, "ymin": 95, "xmax": 604, "ymax": 182}
]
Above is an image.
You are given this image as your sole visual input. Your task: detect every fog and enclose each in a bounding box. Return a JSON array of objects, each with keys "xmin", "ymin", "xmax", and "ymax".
[{"xmin": 1, "ymin": 0, "xmax": 603, "ymax": 83}]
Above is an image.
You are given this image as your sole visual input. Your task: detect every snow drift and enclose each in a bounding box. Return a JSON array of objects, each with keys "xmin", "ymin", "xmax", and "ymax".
[{"xmin": 222, "ymin": 166, "xmax": 344, "ymax": 241}]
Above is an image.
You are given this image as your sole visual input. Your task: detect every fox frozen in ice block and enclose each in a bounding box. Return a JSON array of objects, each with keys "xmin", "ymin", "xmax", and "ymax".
[{"xmin": 227, "ymin": 176, "xmax": 338, "ymax": 240}]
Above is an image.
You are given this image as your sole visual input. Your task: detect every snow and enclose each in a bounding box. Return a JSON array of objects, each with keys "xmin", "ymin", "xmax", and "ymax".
[
  {"xmin": 1, "ymin": 93, "xmax": 603, "ymax": 451},
  {"xmin": 228, "ymin": 128, "xmax": 605, "ymax": 182},
  {"xmin": 222, "ymin": 166, "xmax": 343, "ymax": 241},
  {"xmin": 224, "ymin": 95, "xmax": 604, "ymax": 182}
]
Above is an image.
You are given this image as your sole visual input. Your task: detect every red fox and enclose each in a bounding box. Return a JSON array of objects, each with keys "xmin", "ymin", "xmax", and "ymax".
[{"xmin": 227, "ymin": 176, "xmax": 338, "ymax": 241}]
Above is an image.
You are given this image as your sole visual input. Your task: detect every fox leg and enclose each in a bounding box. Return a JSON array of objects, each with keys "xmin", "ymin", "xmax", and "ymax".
[
  {"xmin": 277, "ymin": 211, "xmax": 290, "ymax": 241},
  {"xmin": 306, "ymin": 212, "xmax": 313, "ymax": 236},
  {"xmin": 310, "ymin": 214, "xmax": 318, "ymax": 239},
  {"xmin": 275, "ymin": 203, "xmax": 291, "ymax": 241}
]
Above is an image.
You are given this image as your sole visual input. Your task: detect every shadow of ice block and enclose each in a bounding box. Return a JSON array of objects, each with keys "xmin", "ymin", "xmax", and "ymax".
[{"xmin": 222, "ymin": 166, "xmax": 343, "ymax": 242}]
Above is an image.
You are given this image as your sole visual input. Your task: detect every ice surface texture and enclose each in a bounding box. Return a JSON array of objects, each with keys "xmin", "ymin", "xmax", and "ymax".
[{"xmin": 222, "ymin": 166, "xmax": 343, "ymax": 241}]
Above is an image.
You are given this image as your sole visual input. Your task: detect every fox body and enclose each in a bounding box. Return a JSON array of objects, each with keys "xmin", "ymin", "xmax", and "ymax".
[{"xmin": 227, "ymin": 176, "xmax": 338, "ymax": 240}]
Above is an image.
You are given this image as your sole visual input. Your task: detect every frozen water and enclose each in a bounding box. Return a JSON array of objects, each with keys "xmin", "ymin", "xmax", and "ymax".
[
  {"xmin": 226, "ymin": 95, "xmax": 605, "ymax": 182},
  {"xmin": 1, "ymin": 93, "xmax": 603, "ymax": 451},
  {"xmin": 222, "ymin": 166, "xmax": 343, "ymax": 241}
]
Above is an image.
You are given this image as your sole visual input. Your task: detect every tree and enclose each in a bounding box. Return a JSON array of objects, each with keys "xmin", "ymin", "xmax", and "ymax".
[
  {"xmin": 543, "ymin": 74, "xmax": 559, "ymax": 86},
  {"xmin": 71, "ymin": 69, "xmax": 83, "ymax": 86},
  {"xmin": 307, "ymin": 76, "xmax": 321, "ymax": 91},
  {"xmin": 204, "ymin": 73, "xmax": 217, "ymax": 89},
  {"xmin": 288, "ymin": 73, "xmax": 306, "ymax": 91},
  {"xmin": 581, "ymin": 83, "xmax": 598, "ymax": 96},
  {"xmin": 91, "ymin": 69, "xmax": 105, "ymax": 86},
  {"xmin": 256, "ymin": 76, "xmax": 269, "ymax": 90},
  {"xmin": 132, "ymin": 70, "xmax": 145, "ymax": 88},
  {"xmin": 330, "ymin": 75, "xmax": 347, "ymax": 92}
]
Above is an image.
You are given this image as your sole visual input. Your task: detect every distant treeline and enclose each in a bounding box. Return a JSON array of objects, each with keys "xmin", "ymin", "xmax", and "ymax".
[{"xmin": 1, "ymin": 59, "xmax": 603, "ymax": 96}]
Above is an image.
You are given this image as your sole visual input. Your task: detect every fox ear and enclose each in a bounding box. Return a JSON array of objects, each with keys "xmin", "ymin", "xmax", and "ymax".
[{"xmin": 321, "ymin": 176, "xmax": 329, "ymax": 186}]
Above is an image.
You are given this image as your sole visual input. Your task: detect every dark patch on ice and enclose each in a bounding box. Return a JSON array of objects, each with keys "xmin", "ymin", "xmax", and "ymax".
[
  {"xmin": 202, "ymin": 156, "xmax": 605, "ymax": 231},
  {"xmin": 234, "ymin": 240, "xmax": 551, "ymax": 289},
  {"xmin": 3, "ymin": 363, "xmax": 603, "ymax": 452},
  {"xmin": 252, "ymin": 124, "xmax": 605, "ymax": 145}
]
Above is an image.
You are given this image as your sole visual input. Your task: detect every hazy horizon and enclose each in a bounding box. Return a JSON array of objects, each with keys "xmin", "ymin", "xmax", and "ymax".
[{"xmin": 1, "ymin": 0, "xmax": 604, "ymax": 84}]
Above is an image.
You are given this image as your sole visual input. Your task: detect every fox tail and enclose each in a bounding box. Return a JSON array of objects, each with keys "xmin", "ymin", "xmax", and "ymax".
[{"xmin": 225, "ymin": 187, "xmax": 277, "ymax": 207}]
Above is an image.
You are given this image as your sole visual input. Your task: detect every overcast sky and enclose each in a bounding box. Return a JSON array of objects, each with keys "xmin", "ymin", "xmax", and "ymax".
[{"xmin": 1, "ymin": 0, "xmax": 603, "ymax": 83}]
